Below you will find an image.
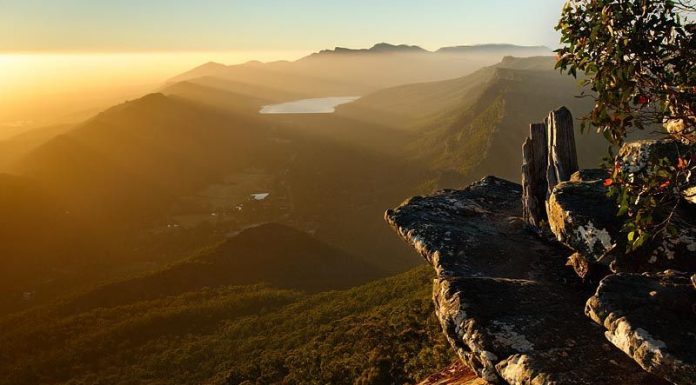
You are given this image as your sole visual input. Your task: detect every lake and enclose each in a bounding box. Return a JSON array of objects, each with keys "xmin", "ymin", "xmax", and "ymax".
[{"xmin": 260, "ymin": 96, "xmax": 360, "ymax": 114}]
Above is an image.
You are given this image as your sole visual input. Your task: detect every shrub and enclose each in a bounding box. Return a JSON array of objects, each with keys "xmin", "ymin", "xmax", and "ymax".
[{"xmin": 556, "ymin": 0, "xmax": 696, "ymax": 250}]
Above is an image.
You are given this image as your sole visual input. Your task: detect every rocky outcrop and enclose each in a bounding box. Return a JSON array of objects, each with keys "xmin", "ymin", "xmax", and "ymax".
[
  {"xmin": 386, "ymin": 176, "xmax": 666, "ymax": 385},
  {"xmin": 546, "ymin": 177, "xmax": 696, "ymax": 277},
  {"xmin": 546, "ymin": 179, "xmax": 619, "ymax": 264},
  {"xmin": 586, "ymin": 271, "xmax": 696, "ymax": 385},
  {"xmin": 684, "ymin": 186, "xmax": 696, "ymax": 205},
  {"xmin": 521, "ymin": 123, "xmax": 548, "ymax": 227},
  {"xmin": 390, "ymin": 108, "xmax": 696, "ymax": 384},
  {"xmin": 570, "ymin": 169, "xmax": 608, "ymax": 183},
  {"xmin": 618, "ymin": 139, "xmax": 691, "ymax": 175},
  {"xmin": 546, "ymin": 138, "xmax": 696, "ymax": 278}
]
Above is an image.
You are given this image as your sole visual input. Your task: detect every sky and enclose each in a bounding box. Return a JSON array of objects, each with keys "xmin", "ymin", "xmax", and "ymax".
[
  {"xmin": 0, "ymin": 0, "xmax": 566, "ymax": 52},
  {"xmin": 0, "ymin": 0, "xmax": 566, "ymax": 133}
]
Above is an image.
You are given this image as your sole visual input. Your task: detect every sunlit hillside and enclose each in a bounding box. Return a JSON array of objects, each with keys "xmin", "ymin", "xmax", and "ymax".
[
  {"xmin": 4, "ymin": 1, "xmax": 692, "ymax": 384},
  {"xmin": 1, "ymin": 55, "xmax": 599, "ymax": 317}
]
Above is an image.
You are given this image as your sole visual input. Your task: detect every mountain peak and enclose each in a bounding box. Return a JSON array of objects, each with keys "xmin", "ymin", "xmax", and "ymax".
[
  {"xmin": 369, "ymin": 42, "xmax": 428, "ymax": 53},
  {"xmin": 436, "ymin": 44, "xmax": 552, "ymax": 54},
  {"xmin": 166, "ymin": 61, "xmax": 229, "ymax": 83},
  {"xmin": 197, "ymin": 61, "xmax": 228, "ymax": 69},
  {"xmin": 307, "ymin": 43, "xmax": 429, "ymax": 58}
]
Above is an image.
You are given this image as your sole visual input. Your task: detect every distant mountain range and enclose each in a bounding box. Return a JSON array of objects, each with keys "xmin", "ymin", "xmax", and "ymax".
[
  {"xmin": 308, "ymin": 42, "xmax": 430, "ymax": 56},
  {"xmin": 435, "ymin": 43, "xmax": 552, "ymax": 54},
  {"xmin": 311, "ymin": 42, "xmax": 551, "ymax": 56},
  {"xmin": 167, "ymin": 43, "xmax": 553, "ymax": 96}
]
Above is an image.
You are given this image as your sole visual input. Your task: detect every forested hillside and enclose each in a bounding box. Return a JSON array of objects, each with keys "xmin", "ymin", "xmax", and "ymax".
[
  {"xmin": 341, "ymin": 57, "xmax": 600, "ymax": 184},
  {"xmin": 0, "ymin": 265, "xmax": 452, "ymax": 385}
]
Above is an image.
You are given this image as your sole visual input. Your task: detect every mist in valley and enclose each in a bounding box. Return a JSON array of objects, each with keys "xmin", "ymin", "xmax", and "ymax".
[{"xmin": 0, "ymin": 1, "xmax": 629, "ymax": 383}]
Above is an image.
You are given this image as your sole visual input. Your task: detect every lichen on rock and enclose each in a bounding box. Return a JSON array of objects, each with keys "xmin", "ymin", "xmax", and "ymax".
[
  {"xmin": 586, "ymin": 271, "xmax": 696, "ymax": 385},
  {"xmin": 546, "ymin": 174, "xmax": 696, "ymax": 277}
]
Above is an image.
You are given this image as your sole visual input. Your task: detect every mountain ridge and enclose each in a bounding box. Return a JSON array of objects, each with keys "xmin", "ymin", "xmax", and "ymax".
[
  {"xmin": 166, "ymin": 43, "xmax": 553, "ymax": 91},
  {"xmin": 337, "ymin": 56, "xmax": 600, "ymax": 185},
  {"xmin": 58, "ymin": 223, "xmax": 383, "ymax": 314}
]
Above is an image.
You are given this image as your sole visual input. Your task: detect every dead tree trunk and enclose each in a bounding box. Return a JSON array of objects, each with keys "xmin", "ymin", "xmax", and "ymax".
[
  {"xmin": 545, "ymin": 107, "xmax": 579, "ymax": 199},
  {"xmin": 522, "ymin": 123, "xmax": 548, "ymax": 227},
  {"xmin": 522, "ymin": 107, "xmax": 578, "ymax": 228}
]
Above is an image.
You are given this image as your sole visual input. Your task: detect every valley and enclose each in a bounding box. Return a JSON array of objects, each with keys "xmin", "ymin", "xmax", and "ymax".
[
  {"xmin": 5, "ymin": 0, "xmax": 693, "ymax": 382},
  {"xmin": 1, "ymin": 44, "xmax": 605, "ymax": 385},
  {"xmin": 0, "ymin": 50, "xmax": 601, "ymax": 312}
]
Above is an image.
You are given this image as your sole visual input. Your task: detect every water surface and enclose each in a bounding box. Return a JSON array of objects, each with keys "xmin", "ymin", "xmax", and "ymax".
[{"xmin": 260, "ymin": 96, "xmax": 360, "ymax": 114}]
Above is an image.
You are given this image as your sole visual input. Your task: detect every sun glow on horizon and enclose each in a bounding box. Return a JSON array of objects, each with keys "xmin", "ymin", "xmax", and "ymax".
[{"xmin": 0, "ymin": 50, "xmax": 310, "ymax": 136}]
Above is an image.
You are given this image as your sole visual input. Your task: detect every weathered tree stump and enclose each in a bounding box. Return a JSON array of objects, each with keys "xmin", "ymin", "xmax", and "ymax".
[
  {"xmin": 521, "ymin": 123, "xmax": 548, "ymax": 227},
  {"xmin": 545, "ymin": 107, "xmax": 579, "ymax": 198},
  {"xmin": 521, "ymin": 107, "xmax": 578, "ymax": 228}
]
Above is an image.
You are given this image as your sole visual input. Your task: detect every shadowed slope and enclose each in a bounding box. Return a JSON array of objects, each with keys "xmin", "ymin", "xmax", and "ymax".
[
  {"xmin": 60, "ymin": 223, "xmax": 383, "ymax": 313},
  {"xmin": 0, "ymin": 265, "xmax": 451, "ymax": 385}
]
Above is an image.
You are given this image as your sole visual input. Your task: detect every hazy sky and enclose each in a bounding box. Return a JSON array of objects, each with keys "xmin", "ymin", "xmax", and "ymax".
[
  {"xmin": 1, "ymin": 0, "xmax": 566, "ymax": 52},
  {"xmin": 0, "ymin": 0, "xmax": 567, "ymax": 132}
]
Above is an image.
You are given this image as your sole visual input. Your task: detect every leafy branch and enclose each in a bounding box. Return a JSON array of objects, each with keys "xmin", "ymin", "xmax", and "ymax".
[{"xmin": 556, "ymin": 0, "xmax": 695, "ymax": 254}]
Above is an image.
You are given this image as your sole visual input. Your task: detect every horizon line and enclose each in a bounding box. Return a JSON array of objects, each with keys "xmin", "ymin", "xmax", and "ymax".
[{"xmin": 0, "ymin": 42, "xmax": 555, "ymax": 55}]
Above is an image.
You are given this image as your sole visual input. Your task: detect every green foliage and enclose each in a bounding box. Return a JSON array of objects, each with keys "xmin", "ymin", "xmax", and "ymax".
[
  {"xmin": 556, "ymin": 0, "xmax": 695, "ymax": 143},
  {"xmin": 0, "ymin": 265, "xmax": 452, "ymax": 385},
  {"xmin": 556, "ymin": 0, "xmax": 696, "ymax": 252},
  {"xmin": 607, "ymin": 150, "xmax": 695, "ymax": 250}
]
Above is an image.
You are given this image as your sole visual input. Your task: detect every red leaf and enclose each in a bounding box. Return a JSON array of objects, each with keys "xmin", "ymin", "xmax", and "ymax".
[{"xmin": 677, "ymin": 157, "xmax": 688, "ymax": 170}]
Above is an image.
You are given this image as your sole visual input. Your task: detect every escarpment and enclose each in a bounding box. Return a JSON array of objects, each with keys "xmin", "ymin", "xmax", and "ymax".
[{"xmin": 388, "ymin": 107, "xmax": 696, "ymax": 385}]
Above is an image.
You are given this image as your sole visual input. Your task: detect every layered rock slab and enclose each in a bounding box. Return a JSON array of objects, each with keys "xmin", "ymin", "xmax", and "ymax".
[
  {"xmin": 547, "ymin": 179, "xmax": 696, "ymax": 276},
  {"xmin": 547, "ymin": 179, "xmax": 619, "ymax": 263},
  {"xmin": 587, "ymin": 271, "xmax": 696, "ymax": 385},
  {"xmin": 386, "ymin": 176, "xmax": 666, "ymax": 385}
]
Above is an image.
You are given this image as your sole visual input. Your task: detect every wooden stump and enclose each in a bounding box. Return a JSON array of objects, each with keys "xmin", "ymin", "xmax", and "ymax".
[
  {"xmin": 522, "ymin": 123, "xmax": 548, "ymax": 227},
  {"xmin": 545, "ymin": 107, "xmax": 579, "ymax": 199},
  {"xmin": 521, "ymin": 107, "xmax": 578, "ymax": 228}
]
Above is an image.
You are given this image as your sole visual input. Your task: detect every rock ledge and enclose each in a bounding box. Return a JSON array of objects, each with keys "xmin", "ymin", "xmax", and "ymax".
[
  {"xmin": 386, "ymin": 176, "xmax": 666, "ymax": 385},
  {"xmin": 586, "ymin": 271, "xmax": 696, "ymax": 385}
]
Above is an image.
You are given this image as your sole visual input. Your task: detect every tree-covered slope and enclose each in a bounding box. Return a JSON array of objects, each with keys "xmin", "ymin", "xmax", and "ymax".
[
  {"xmin": 340, "ymin": 57, "xmax": 600, "ymax": 186},
  {"xmin": 59, "ymin": 223, "xmax": 383, "ymax": 314},
  {"xmin": 0, "ymin": 265, "xmax": 452, "ymax": 385}
]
